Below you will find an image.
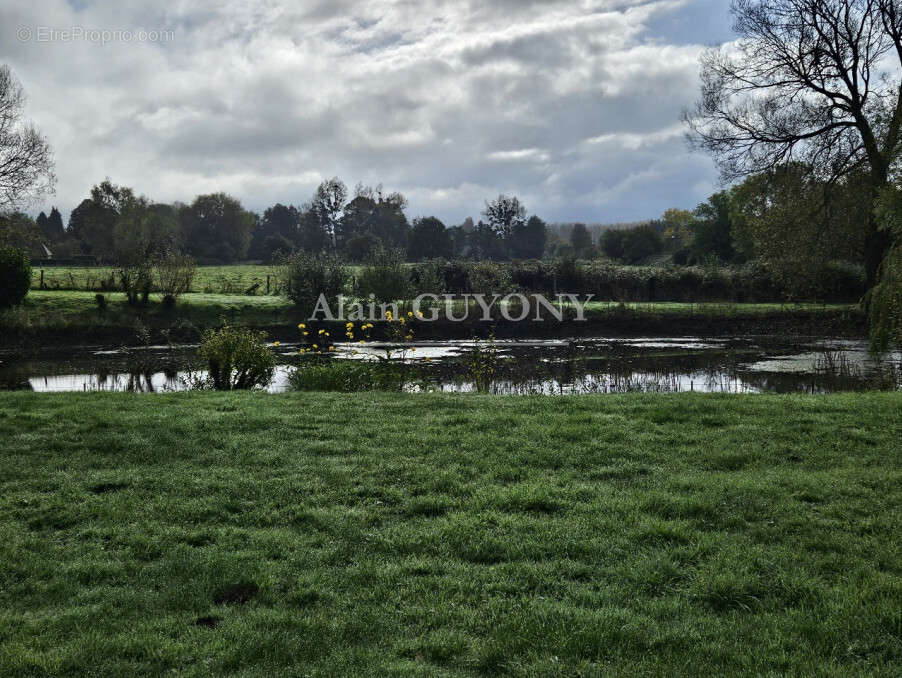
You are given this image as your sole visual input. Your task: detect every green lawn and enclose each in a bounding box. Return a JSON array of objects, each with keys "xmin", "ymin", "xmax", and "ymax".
[
  {"xmin": 31, "ymin": 265, "xmax": 281, "ymax": 295},
  {"xmin": 1, "ymin": 392, "xmax": 901, "ymax": 676}
]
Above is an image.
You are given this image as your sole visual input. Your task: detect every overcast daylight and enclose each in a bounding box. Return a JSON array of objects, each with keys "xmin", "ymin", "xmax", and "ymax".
[
  {"xmin": 1, "ymin": 1, "xmax": 902, "ymax": 676},
  {"xmin": 3, "ymin": 0, "xmax": 733, "ymax": 222}
]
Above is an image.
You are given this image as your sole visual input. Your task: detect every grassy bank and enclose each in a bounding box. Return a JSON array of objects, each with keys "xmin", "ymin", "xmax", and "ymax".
[
  {"xmin": 1, "ymin": 392, "xmax": 901, "ymax": 675},
  {"xmin": 1, "ymin": 290, "xmax": 866, "ymax": 347}
]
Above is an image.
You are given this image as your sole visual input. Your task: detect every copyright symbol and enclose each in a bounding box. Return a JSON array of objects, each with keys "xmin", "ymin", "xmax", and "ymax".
[{"xmin": 16, "ymin": 26, "xmax": 32, "ymax": 42}]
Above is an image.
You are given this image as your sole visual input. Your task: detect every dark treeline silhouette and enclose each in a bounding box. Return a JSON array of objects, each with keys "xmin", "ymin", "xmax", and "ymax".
[{"xmin": 19, "ymin": 178, "xmax": 551, "ymax": 265}]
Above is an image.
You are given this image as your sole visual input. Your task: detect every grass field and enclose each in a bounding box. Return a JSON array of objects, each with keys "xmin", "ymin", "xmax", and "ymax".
[
  {"xmin": 30, "ymin": 265, "xmax": 282, "ymax": 295},
  {"xmin": 1, "ymin": 392, "xmax": 901, "ymax": 675}
]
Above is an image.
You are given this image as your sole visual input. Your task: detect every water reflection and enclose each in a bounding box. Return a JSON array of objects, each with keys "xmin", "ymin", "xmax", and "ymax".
[{"xmin": 0, "ymin": 337, "xmax": 899, "ymax": 395}]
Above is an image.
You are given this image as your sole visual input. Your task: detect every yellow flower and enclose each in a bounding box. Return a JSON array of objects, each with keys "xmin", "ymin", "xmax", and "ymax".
[
  {"xmin": 359, "ymin": 340, "xmax": 365, "ymax": 344},
  {"xmin": 313, "ymin": 343, "xmax": 318, "ymax": 349},
  {"xmin": 407, "ymin": 311, "xmax": 414, "ymax": 318},
  {"xmin": 417, "ymin": 311, "xmax": 424, "ymax": 318},
  {"xmin": 298, "ymin": 323, "xmax": 306, "ymax": 329},
  {"xmin": 303, "ymin": 331, "xmax": 308, "ymax": 336},
  {"xmin": 318, "ymin": 329, "xmax": 325, "ymax": 335},
  {"xmin": 273, "ymin": 341, "xmax": 280, "ymax": 347},
  {"xmin": 385, "ymin": 311, "xmax": 393, "ymax": 320},
  {"xmin": 425, "ymin": 357, "xmax": 431, "ymax": 362},
  {"xmin": 411, "ymin": 347, "xmax": 416, "ymax": 352},
  {"xmin": 329, "ymin": 346, "xmax": 335, "ymax": 351}
]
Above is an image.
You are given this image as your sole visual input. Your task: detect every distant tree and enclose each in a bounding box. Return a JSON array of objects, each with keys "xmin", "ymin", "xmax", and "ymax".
[
  {"xmin": 469, "ymin": 221, "xmax": 508, "ymax": 260},
  {"xmin": 311, "ymin": 178, "xmax": 348, "ymax": 248},
  {"xmin": 690, "ymin": 191, "xmax": 736, "ymax": 263},
  {"xmin": 340, "ymin": 185, "xmax": 409, "ymax": 250},
  {"xmin": 569, "ymin": 223, "xmax": 593, "ymax": 258},
  {"xmin": 68, "ymin": 180, "xmax": 140, "ymax": 259},
  {"xmin": 250, "ymin": 204, "xmax": 300, "ymax": 258},
  {"xmin": 661, "ymin": 208, "xmax": 694, "ymax": 249},
  {"xmin": 483, "ymin": 195, "xmax": 526, "ymax": 240},
  {"xmin": 46, "ymin": 207, "xmax": 64, "ymax": 241},
  {"xmin": 408, "ymin": 216, "xmax": 452, "ymax": 260},
  {"xmin": 181, "ymin": 193, "xmax": 255, "ymax": 262},
  {"xmin": 0, "ymin": 65, "xmax": 55, "ymax": 210},
  {"xmin": 262, "ymin": 234, "xmax": 294, "ymax": 262},
  {"xmin": 601, "ymin": 229, "xmax": 625, "ymax": 261},
  {"xmin": 297, "ymin": 206, "xmax": 329, "ymax": 253},
  {"xmin": 345, "ymin": 233, "xmax": 381, "ymax": 262},
  {"xmin": 622, "ymin": 225, "xmax": 664, "ymax": 264},
  {"xmin": 36, "ymin": 211, "xmax": 48, "ymax": 240},
  {"xmin": 510, "ymin": 215, "xmax": 548, "ymax": 260}
]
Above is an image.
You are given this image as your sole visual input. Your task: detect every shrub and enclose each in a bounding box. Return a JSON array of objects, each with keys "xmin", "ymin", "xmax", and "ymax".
[
  {"xmin": 198, "ymin": 325, "xmax": 275, "ymax": 390},
  {"xmin": 468, "ymin": 260, "xmax": 512, "ymax": 296},
  {"xmin": 156, "ymin": 253, "xmax": 196, "ymax": 303},
  {"xmin": 554, "ymin": 257, "xmax": 584, "ymax": 293},
  {"xmin": 510, "ymin": 260, "xmax": 554, "ymax": 292},
  {"xmin": 284, "ymin": 251, "xmax": 347, "ymax": 315},
  {"xmin": 356, "ymin": 246, "xmax": 410, "ymax": 303},
  {"xmin": 0, "ymin": 245, "xmax": 31, "ymax": 309}
]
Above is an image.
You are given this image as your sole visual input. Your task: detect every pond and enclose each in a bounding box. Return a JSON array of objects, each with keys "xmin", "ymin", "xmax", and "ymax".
[{"xmin": 2, "ymin": 336, "xmax": 899, "ymax": 394}]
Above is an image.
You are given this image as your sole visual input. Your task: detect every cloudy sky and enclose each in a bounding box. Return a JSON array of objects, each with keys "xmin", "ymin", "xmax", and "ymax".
[{"xmin": 2, "ymin": 0, "xmax": 735, "ymax": 225}]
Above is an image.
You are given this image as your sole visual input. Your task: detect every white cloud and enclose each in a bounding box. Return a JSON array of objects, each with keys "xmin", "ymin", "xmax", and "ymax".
[{"xmin": 0, "ymin": 0, "xmax": 731, "ymax": 223}]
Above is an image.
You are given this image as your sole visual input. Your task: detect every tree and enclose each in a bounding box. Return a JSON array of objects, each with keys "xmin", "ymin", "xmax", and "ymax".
[
  {"xmin": 483, "ymin": 195, "xmax": 526, "ymax": 240},
  {"xmin": 340, "ymin": 184, "xmax": 409, "ymax": 250},
  {"xmin": 729, "ymin": 163, "xmax": 867, "ymax": 279},
  {"xmin": 68, "ymin": 180, "xmax": 141, "ymax": 259},
  {"xmin": 36, "ymin": 211, "xmax": 48, "ymax": 240},
  {"xmin": 621, "ymin": 224, "xmax": 664, "ymax": 264},
  {"xmin": 569, "ymin": 223, "xmax": 593, "ymax": 258},
  {"xmin": 601, "ymin": 229, "xmax": 626, "ymax": 261},
  {"xmin": 310, "ymin": 178, "xmax": 347, "ymax": 248},
  {"xmin": 510, "ymin": 215, "xmax": 548, "ymax": 259},
  {"xmin": 181, "ymin": 193, "xmax": 255, "ymax": 262},
  {"xmin": 46, "ymin": 207, "xmax": 64, "ymax": 242},
  {"xmin": 691, "ymin": 191, "xmax": 738, "ymax": 263},
  {"xmin": 408, "ymin": 216, "xmax": 452, "ymax": 260},
  {"xmin": 250, "ymin": 203, "xmax": 300, "ymax": 258},
  {"xmin": 684, "ymin": 0, "xmax": 902, "ymax": 287},
  {"xmin": 661, "ymin": 208, "xmax": 694, "ymax": 248},
  {"xmin": 0, "ymin": 211, "xmax": 42, "ymax": 252},
  {"xmin": 0, "ymin": 65, "xmax": 54, "ymax": 210}
]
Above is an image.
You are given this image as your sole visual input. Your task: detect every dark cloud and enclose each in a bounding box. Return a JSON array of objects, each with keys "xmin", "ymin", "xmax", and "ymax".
[{"xmin": 3, "ymin": 0, "xmax": 732, "ymax": 223}]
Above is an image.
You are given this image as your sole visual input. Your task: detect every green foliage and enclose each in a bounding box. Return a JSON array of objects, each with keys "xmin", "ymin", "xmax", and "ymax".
[
  {"xmin": 289, "ymin": 359, "xmax": 410, "ymax": 392},
  {"xmin": 198, "ymin": 324, "xmax": 275, "ymax": 390},
  {"xmin": 569, "ymin": 223, "xmax": 593, "ymax": 257},
  {"xmin": 0, "ymin": 245, "xmax": 31, "ymax": 309},
  {"xmin": 284, "ymin": 251, "xmax": 348, "ymax": 314},
  {"xmin": 468, "ymin": 260, "xmax": 512, "ymax": 295},
  {"xmin": 408, "ymin": 216, "xmax": 452, "ymax": 260},
  {"xmin": 869, "ymin": 245, "xmax": 902, "ymax": 352},
  {"xmin": 181, "ymin": 192, "xmax": 256, "ymax": 263},
  {"xmin": 356, "ymin": 246, "xmax": 410, "ymax": 303}
]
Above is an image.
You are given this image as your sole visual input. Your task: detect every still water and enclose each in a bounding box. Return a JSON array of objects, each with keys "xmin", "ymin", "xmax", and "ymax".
[{"xmin": 2, "ymin": 336, "xmax": 899, "ymax": 395}]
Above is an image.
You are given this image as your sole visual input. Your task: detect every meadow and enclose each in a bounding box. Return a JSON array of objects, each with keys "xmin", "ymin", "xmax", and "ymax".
[{"xmin": 1, "ymin": 392, "xmax": 901, "ymax": 676}]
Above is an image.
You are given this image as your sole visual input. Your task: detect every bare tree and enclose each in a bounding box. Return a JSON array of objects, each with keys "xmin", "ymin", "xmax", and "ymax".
[
  {"xmin": 684, "ymin": 0, "xmax": 902, "ymax": 286},
  {"xmin": 0, "ymin": 65, "xmax": 54, "ymax": 210}
]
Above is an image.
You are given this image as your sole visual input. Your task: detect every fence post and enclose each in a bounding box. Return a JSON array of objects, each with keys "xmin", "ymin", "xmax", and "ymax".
[
  {"xmin": 40, "ymin": 269, "xmax": 44, "ymax": 289},
  {"xmin": 266, "ymin": 275, "xmax": 270, "ymax": 295}
]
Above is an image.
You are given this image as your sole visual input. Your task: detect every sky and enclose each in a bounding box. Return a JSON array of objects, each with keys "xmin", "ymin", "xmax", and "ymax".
[{"xmin": 1, "ymin": 0, "xmax": 736, "ymax": 225}]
